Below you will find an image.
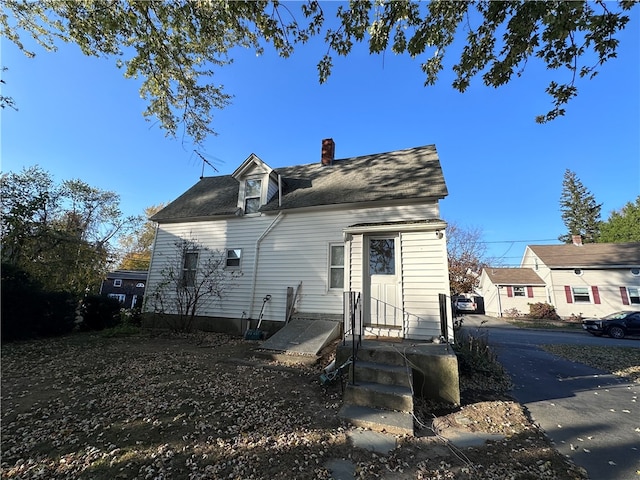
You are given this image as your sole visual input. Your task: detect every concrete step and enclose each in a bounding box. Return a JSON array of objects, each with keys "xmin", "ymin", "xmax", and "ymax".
[
  {"xmin": 343, "ymin": 381, "xmax": 413, "ymax": 412},
  {"xmin": 338, "ymin": 404, "xmax": 414, "ymax": 436},
  {"xmin": 351, "ymin": 360, "xmax": 412, "ymax": 388},
  {"xmin": 356, "ymin": 345, "xmax": 407, "ymax": 367}
]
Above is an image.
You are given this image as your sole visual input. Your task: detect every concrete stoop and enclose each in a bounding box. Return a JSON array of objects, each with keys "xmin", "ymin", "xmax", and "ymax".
[{"xmin": 338, "ymin": 345, "xmax": 415, "ymax": 436}]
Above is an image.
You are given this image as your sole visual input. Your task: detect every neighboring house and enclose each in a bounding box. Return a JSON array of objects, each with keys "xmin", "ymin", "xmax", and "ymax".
[
  {"xmin": 146, "ymin": 140, "xmax": 454, "ymax": 341},
  {"xmin": 479, "ymin": 237, "xmax": 640, "ymax": 318},
  {"xmin": 478, "ymin": 268, "xmax": 547, "ymax": 317},
  {"xmin": 100, "ymin": 270, "xmax": 148, "ymax": 309}
]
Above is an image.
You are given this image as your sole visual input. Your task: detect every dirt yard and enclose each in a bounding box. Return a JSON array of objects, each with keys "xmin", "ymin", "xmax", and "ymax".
[{"xmin": 1, "ymin": 331, "xmax": 592, "ymax": 479}]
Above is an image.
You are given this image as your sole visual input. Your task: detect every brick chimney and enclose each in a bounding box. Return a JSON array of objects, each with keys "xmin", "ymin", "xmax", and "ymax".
[
  {"xmin": 572, "ymin": 235, "xmax": 583, "ymax": 246},
  {"xmin": 321, "ymin": 138, "xmax": 335, "ymax": 166}
]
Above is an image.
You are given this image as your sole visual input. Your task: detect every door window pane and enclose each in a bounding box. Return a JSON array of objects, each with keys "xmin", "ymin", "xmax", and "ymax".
[{"xmin": 369, "ymin": 239, "xmax": 395, "ymax": 275}]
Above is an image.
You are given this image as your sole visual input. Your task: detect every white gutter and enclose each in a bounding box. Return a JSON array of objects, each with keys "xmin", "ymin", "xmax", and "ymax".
[{"xmin": 249, "ymin": 211, "xmax": 285, "ymax": 317}]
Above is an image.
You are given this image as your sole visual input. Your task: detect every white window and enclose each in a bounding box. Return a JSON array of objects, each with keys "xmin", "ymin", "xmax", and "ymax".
[
  {"xmin": 136, "ymin": 282, "xmax": 145, "ymax": 288},
  {"xmin": 113, "ymin": 279, "xmax": 122, "ymax": 287},
  {"xmin": 631, "ymin": 268, "xmax": 640, "ymax": 276},
  {"xmin": 226, "ymin": 249, "xmax": 242, "ymax": 268},
  {"xmin": 628, "ymin": 287, "xmax": 640, "ymax": 304},
  {"xmin": 513, "ymin": 286, "xmax": 525, "ymax": 297},
  {"xmin": 182, "ymin": 251, "xmax": 198, "ymax": 288},
  {"xmin": 329, "ymin": 244, "xmax": 344, "ymax": 289},
  {"xmin": 108, "ymin": 293, "xmax": 126, "ymax": 303},
  {"xmin": 572, "ymin": 286, "xmax": 591, "ymax": 303},
  {"xmin": 244, "ymin": 179, "xmax": 262, "ymax": 214}
]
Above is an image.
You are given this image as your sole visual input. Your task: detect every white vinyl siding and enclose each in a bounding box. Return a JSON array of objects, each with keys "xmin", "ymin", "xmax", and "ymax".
[
  {"xmin": 146, "ymin": 202, "xmax": 446, "ymax": 332},
  {"xmin": 400, "ymin": 231, "xmax": 450, "ymax": 340}
]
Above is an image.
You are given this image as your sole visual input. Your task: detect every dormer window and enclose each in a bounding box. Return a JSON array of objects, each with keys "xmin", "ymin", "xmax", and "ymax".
[
  {"xmin": 244, "ymin": 179, "xmax": 262, "ymax": 214},
  {"xmin": 232, "ymin": 154, "xmax": 278, "ymax": 216}
]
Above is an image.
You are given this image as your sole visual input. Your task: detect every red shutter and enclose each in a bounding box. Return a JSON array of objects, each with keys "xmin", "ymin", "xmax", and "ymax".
[
  {"xmin": 527, "ymin": 286, "xmax": 534, "ymax": 298},
  {"xmin": 591, "ymin": 286, "xmax": 601, "ymax": 304},
  {"xmin": 564, "ymin": 286, "xmax": 573, "ymax": 303},
  {"xmin": 620, "ymin": 287, "xmax": 630, "ymax": 305},
  {"xmin": 507, "ymin": 286, "xmax": 513, "ymax": 297}
]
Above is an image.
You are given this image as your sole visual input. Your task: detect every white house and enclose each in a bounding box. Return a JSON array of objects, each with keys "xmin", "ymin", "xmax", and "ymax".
[
  {"xmin": 146, "ymin": 140, "xmax": 454, "ymax": 341},
  {"xmin": 478, "ymin": 268, "xmax": 547, "ymax": 317},
  {"xmin": 479, "ymin": 237, "xmax": 640, "ymax": 318}
]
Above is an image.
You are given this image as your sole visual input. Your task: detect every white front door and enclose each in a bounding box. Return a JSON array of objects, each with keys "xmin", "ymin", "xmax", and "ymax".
[{"xmin": 368, "ymin": 236, "xmax": 401, "ymax": 328}]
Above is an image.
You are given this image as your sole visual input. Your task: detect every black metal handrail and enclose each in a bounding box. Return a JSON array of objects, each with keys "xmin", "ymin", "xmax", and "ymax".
[{"xmin": 343, "ymin": 291, "xmax": 362, "ymax": 384}]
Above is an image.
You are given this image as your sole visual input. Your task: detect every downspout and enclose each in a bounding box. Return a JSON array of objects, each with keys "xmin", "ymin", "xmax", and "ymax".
[
  {"xmin": 143, "ymin": 222, "xmax": 160, "ymax": 313},
  {"xmin": 249, "ymin": 211, "xmax": 285, "ymax": 318}
]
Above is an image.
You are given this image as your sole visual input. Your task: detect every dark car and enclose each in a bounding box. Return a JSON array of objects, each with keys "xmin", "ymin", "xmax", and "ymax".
[{"xmin": 582, "ymin": 311, "xmax": 640, "ymax": 339}]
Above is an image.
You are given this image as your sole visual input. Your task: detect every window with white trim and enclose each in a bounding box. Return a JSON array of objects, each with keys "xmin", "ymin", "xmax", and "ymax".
[
  {"xmin": 108, "ymin": 293, "xmax": 126, "ymax": 303},
  {"xmin": 113, "ymin": 279, "xmax": 122, "ymax": 287},
  {"xmin": 513, "ymin": 286, "xmax": 525, "ymax": 297},
  {"xmin": 182, "ymin": 251, "xmax": 198, "ymax": 288},
  {"xmin": 329, "ymin": 244, "xmax": 344, "ymax": 289},
  {"xmin": 631, "ymin": 268, "xmax": 640, "ymax": 276},
  {"xmin": 226, "ymin": 249, "xmax": 242, "ymax": 268},
  {"xmin": 627, "ymin": 286, "xmax": 640, "ymax": 304},
  {"xmin": 572, "ymin": 286, "xmax": 591, "ymax": 303},
  {"xmin": 244, "ymin": 179, "xmax": 262, "ymax": 214}
]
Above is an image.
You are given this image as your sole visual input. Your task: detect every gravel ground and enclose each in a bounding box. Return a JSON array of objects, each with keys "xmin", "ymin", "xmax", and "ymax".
[{"xmin": 1, "ymin": 330, "xmax": 624, "ymax": 479}]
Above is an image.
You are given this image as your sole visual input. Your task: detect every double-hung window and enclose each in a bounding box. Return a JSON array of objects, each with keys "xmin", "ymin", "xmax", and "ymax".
[
  {"xmin": 513, "ymin": 286, "xmax": 525, "ymax": 297},
  {"xmin": 572, "ymin": 286, "xmax": 591, "ymax": 303},
  {"xmin": 329, "ymin": 244, "xmax": 344, "ymax": 289},
  {"xmin": 627, "ymin": 286, "xmax": 640, "ymax": 304},
  {"xmin": 244, "ymin": 179, "xmax": 262, "ymax": 214},
  {"xmin": 226, "ymin": 249, "xmax": 242, "ymax": 269},
  {"xmin": 182, "ymin": 251, "xmax": 198, "ymax": 288}
]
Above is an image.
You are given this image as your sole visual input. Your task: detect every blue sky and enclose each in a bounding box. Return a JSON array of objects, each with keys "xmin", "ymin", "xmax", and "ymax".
[{"xmin": 2, "ymin": 6, "xmax": 639, "ymax": 266}]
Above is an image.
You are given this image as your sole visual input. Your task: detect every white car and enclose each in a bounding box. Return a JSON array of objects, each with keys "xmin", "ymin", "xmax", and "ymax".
[{"xmin": 455, "ymin": 298, "xmax": 476, "ymax": 313}]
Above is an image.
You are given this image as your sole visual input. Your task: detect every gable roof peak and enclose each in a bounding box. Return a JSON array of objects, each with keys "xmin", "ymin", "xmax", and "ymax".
[{"xmin": 231, "ymin": 153, "xmax": 273, "ymax": 180}]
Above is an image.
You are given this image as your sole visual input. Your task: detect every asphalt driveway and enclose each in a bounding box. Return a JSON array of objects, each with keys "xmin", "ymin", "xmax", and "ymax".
[{"xmin": 460, "ymin": 314, "xmax": 640, "ymax": 480}]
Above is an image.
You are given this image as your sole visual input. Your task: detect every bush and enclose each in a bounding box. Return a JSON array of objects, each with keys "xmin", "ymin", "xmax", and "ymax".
[
  {"xmin": 502, "ymin": 307, "xmax": 521, "ymax": 318},
  {"xmin": 453, "ymin": 327, "xmax": 499, "ymax": 375},
  {"xmin": 527, "ymin": 302, "xmax": 561, "ymax": 320},
  {"xmin": 1, "ymin": 263, "xmax": 76, "ymax": 341},
  {"xmin": 79, "ymin": 295, "xmax": 121, "ymax": 331}
]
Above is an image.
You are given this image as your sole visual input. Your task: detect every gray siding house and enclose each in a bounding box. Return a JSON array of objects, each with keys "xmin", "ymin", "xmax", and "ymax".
[{"xmin": 146, "ymin": 140, "xmax": 453, "ymax": 340}]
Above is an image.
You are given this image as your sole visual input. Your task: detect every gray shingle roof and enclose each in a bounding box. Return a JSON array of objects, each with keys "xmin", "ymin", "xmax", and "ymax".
[
  {"xmin": 152, "ymin": 144, "xmax": 447, "ymax": 222},
  {"xmin": 107, "ymin": 270, "xmax": 148, "ymax": 280},
  {"xmin": 529, "ymin": 243, "xmax": 640, "ymax": 268},
  {"xmin": 483, "ymin": 268, "xmax": 545, "ymax": 285}
]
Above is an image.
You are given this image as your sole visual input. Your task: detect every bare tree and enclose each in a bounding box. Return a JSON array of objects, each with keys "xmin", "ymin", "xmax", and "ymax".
[
  {"xmin": 446, "ymin": 222, "xmax": 489, "ymax": 296},
  {"xmin": 147, "ymin": 238, "xmax": 241, "ymax": 332}
]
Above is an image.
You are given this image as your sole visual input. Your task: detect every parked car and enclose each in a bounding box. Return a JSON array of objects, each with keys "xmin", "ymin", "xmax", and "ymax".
[
  {"xmin": 454, "ymin": 297, "xmax": 476, "ymax": 314},
  {"xmin": 582, "ymin": 311, "xmax": 640, "ymax": 339}
]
